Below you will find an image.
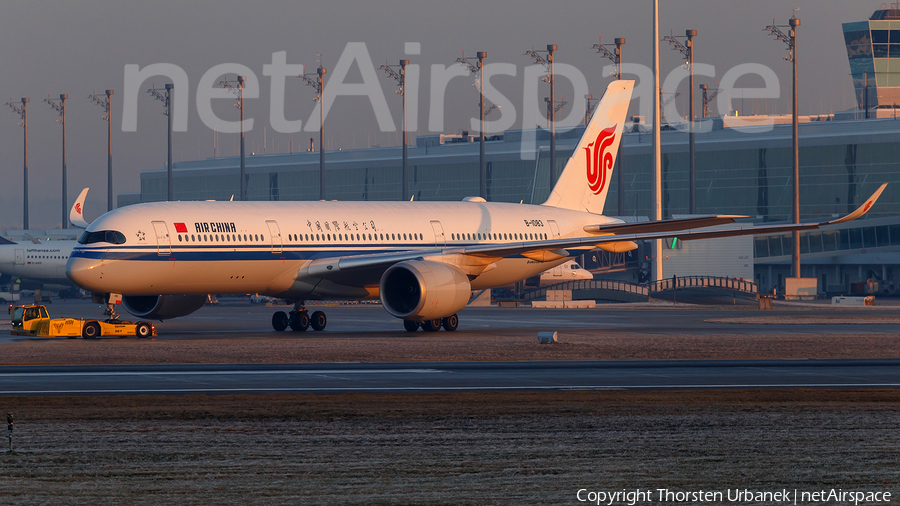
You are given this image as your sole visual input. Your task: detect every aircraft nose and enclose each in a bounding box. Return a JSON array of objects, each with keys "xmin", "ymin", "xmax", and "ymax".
[{"xmin": 66, "ymin": 256, "xmax": 105, "ymax": 292}]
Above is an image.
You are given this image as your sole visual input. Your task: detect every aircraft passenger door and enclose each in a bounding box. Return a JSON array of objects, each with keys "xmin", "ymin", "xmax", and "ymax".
[
  {"xmin": 430, "ymin": 220, "xmax": 446, "ymax": 246},
  {"xmin": 547, "ymin": 220, "xmax": 561, "ymax": 238},
  {"xmin": 152, "ymin": 221, "xmax": 171, "ymax": 256},
  {"xmin": 266, "ymin": 220, "xmax": 283, "ymax": 254},
  {"xmin": 14, "ymin": 249, "xmax": 24, "ymax": 265}
]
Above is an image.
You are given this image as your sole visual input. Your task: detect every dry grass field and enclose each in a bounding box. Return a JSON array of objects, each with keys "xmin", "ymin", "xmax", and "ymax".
[{"xmin": 0, "ymin": 391, "xmax": 897, "ymax": 505}]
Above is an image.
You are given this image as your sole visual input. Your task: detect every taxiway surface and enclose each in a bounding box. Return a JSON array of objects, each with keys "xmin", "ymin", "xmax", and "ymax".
[{"xmin": 1, "ymin": 359, "xmax": 898, "ymax": 395}]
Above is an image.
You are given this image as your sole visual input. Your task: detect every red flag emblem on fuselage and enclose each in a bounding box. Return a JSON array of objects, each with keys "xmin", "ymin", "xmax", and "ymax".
[
  {"xmin": 174, "ymin": 223, "xmax": 188, "ymax": 233},
  {"xmin": 74, "ymin": 203, "xmax": 82, "ymax": 215},
  {"xmin": 585, "ymin": 125, "xmax": 617, "ymax": 195}
]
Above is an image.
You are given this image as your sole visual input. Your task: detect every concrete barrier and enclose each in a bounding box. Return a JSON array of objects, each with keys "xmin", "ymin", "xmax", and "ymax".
[{"xmin": 832, "ymin": 296, "xmax": 875, "ymax": 306}]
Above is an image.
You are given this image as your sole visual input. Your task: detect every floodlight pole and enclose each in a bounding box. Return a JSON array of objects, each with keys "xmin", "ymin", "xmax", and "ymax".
[
  {"xmin": 239, "ymin": 77, "xmax": 246, "ymax": 201},
  {"xmin": 548, "ymin": 45, "xmax": 557, "ymax": 183},
  {"xmin": 23, "ymin": 98, "xmax": 29, "ymax": 229},
  {"xmin": 379, "ymin": 59, "xmax": 411, "ymax": 199},
  {"xmin": 767, "ymin": 14, "xmax": 801, "ymax": 279},
  {"xmin": 318, "ymin": 68, "xmax": 326, "ymax": 200},
  {"xmin": 663, "ymin": 29, "xmax": 697, "ymax": 213},
  {"xmin": 166, "ymin": 84, "xmax": 174, "ymax": 200},
  {"xmin": 790, "ymin": 17, "xmax": 800, "ymax": 279},
  {"xmin": 402, "ymin": 60, "xmax": 409, "ymax": 200},
  {"xmin": 8, "ymin": 98, "xmax": 30, "ymax": 229},
  {"xmin": 592, "ymin": 36, "xmax": 626, "ymax": 215},
  {"xmin": 687, "ymin": 30, "xmax": 696, "ymax": 214},
  {"xmin": 652, "ymin": 0, "xmax": 663, "ymax": 283},
  {"xmin": 61, "ymin": 96, "xmax": 67, "ymax": 226},
  {"xmin": 219, "ymin": 76, "xmax": 247, "ymax": 200},
  {"xmin": 455, "ymin": 51, "xmax": 489, "ymax": 199},
  {"xmin": 107, "ymin": 90, "xmax": 113, "ymax": 211},
  {"xmin": 525, "ymin": 45, "xmax": 558, "ymax": 183},
  {"xmin": 147, "ymin": 83, "xmax": 175, "ymax": 200},
  {"xmin": 478, "ymin": 52, "xmax": 487, "ymax": 199},
  {"xmin": 45, "ymin": 94, "xmax": 67, "ymax": 227},
  {"xmin": 302, "ymin": 63, "xmax": 327, "ymax": 200}
]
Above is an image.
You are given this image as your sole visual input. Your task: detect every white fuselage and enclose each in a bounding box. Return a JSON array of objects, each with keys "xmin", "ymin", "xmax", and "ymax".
[
  {"xmin": 67, "ymin": 200, "xmax": 620, "ymax": 300},
  {"xmin": 538, "ymin": 260, "xmax": 594, "ymax": 287},
  {"xmin": 0, "ymin": 242, "xmax": 76, "ymax": 287}
]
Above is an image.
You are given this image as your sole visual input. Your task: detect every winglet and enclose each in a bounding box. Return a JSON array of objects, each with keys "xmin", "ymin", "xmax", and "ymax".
[
  {"xmin": 828, "ymin": 183, "xmax": 887, "ymax": 225},
  {"xmin": 69, "ymin": 187, "xmax": 91, "ymax": 229}
]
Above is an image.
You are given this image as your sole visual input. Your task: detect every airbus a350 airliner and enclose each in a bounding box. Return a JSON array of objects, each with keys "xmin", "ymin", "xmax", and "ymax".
[{"xmin": 66, "ymin": 81, "xmax": 887, "ymax": 332}]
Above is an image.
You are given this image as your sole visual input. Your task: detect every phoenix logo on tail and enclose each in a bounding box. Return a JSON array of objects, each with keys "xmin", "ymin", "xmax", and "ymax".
[{"xmin": 585, "ymin": 125, "xmax": 617, "ymax": 195}]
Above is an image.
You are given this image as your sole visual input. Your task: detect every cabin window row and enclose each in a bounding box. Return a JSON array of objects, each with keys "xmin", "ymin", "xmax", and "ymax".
[
  {"xmin": 176, "ymin": 232, "xmax": 427, "ymax": 243},
  {"xmin": 450, "ymin": 232, "xmax": 547, "ymax": 241}
]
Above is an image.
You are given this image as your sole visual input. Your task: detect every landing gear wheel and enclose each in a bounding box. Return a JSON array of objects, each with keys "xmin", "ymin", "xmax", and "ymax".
[
  {"xmin": 290, "ymin": 311, "xmax": 310, "ymax": 331},
  {"xmin": 310, "ymin": 311, "xmax": 327, "ymax": 331},
  {"xmin": 272, "ymin": 311, "xmax": 289, "ymax": 332},
  {"xmin": 82, "ymin": 321, "xmax": 101, "ymax": 339},
  {"xmin": 442, "ymin": 314, "xmax": 459, "ymax": 332},
  {"xmin": 403, "ymin": 319, "xmax": 419, "ymax": 332},
  {"xmin": 135, "ymin": 322, "xmax": 152, "ymax": 338},
  {"xmin": 422, "ymin": 319, "xmax": 442, "ymax": 332}
]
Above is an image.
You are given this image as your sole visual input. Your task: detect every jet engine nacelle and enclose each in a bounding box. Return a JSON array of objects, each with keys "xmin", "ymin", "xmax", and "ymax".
[
  {"xmin": 121, "ymin": 294, "xmax": 209, "ymax": 320},
  {"xmin": 379, "ymin": 260, "xmax": 471, "ymax": 321}
]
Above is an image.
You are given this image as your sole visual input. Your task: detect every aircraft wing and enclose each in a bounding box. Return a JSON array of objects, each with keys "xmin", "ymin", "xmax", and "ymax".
[
  {"xmin": 582, "ymin": 215, "xmax": 745, "ymax": 235},
  {"xmin": 303, "ymin": 183, "xmax": 887, "ymax": 286}
]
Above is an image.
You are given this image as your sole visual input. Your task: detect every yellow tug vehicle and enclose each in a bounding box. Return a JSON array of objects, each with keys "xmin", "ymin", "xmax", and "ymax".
[{"xmin": 10, "ymin": 304, "xmax": 156, "ymax": 339}]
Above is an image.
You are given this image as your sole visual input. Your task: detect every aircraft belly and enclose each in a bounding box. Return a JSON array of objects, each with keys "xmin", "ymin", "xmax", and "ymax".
[
  {"xmin": 470, "ymin": 257, "xmax": 569, "ymax": 289},
  {"xmin": 94, "ymin": 258, "xmax": 305, "ymax": 296}
]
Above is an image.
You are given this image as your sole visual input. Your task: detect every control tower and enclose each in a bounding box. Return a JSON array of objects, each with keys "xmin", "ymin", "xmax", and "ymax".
[{"xmin": 843, "ymin": 4, "xmax": 900, "ymax": 112}]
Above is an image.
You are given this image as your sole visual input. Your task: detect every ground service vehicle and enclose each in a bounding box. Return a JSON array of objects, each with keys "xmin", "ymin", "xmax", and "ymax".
[{"xmin": 10, "ymin": 304, "xmax": 156, "ymax": 339}]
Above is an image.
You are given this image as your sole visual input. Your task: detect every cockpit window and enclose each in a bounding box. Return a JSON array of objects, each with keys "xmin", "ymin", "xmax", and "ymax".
[{"xmin": 78, "ymin": 230, "xmax": 127, "ymax": 245}]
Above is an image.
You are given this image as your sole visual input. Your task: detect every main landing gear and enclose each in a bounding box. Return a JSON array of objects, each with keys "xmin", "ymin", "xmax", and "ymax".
[
  {"xmin": 403, "ymin": 313, "xmax": 459, "ymax": 332},
  {"xmin": 272, "ymin": 301, "xmax": 327, "ymax": 332}
]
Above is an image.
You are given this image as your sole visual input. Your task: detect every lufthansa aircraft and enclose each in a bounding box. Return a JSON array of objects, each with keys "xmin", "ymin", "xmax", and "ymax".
[
  {"xmin": 66, "ymin": 81, "xmax": 887, "ymax": 332},
  {"xmin": 0, "ymin": 188, "xmax": 91, "ymax": 291}
]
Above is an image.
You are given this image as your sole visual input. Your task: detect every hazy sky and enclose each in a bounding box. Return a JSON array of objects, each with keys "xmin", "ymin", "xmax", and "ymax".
[{"xmin": 0, "ymin": 0, "xmax": 872, "ymax": 230}]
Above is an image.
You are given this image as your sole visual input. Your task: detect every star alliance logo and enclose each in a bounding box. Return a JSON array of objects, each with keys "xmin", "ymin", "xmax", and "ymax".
[{"xmin": 136, "ymin": 230, "xmax": 146, "ymax": 242}]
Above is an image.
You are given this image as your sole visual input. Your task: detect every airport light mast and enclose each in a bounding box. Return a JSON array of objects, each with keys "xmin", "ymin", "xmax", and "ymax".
[
  {"xmin": 455, "ymin": 51, "xmax": 488, "ymax": 199},
  {"xmin": 593, "ymin": 37, "xmax": 626, "ymax": 215},
  {"xmin": 664, "ymin": 29, "xmax": 698, "ymax": 213},
  {"xmin": 546, "ymin": 96, "xmax": 567, "ymax": 122},
  {"xmin": 525, "ymin": 45, "xmax": 558, "ymax": 184},
  {"xmin": 766, "ymin": 12, "xmax": 801, "ymax": 279},
  {"xmin": 5, "ymin": 98, "xmax": 29, "ymax": 229},
  {"xmin": 699, "ymin": 84, "xmax": 721, "ymax": 119},
  {"xmin": 147, "ymin": 83, "xmax": 174, "ymax": 201},
  {"xmin": 89, "ymin": 90, "xmax": 114, "ymax": 211},
  {"xmin": 652, "ymin": 0, "xmax": 663, "ymax": 284},
  {"xmin": 301, "ymin": 57, "xmax": 326, "ymax": 201},
  {"xmin": 379, "ymin": 59, "xmax": 410, "ymax": 200},
  {"xmin": 583, "ymin": 94, "xmax": 599, "ymax": 126},
  {"xmin": 219, "ymin": 76, "xmax": 246, "ymax": 201},
  {"xmin": 44, "ymin": 94, "xmax": 68, "ymax": 228}
]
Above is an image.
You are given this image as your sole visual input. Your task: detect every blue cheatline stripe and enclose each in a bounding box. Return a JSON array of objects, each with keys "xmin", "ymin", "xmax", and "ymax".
[{"xmin": 71, "ymin": 243, "xmax": 528, "ymax": 262}]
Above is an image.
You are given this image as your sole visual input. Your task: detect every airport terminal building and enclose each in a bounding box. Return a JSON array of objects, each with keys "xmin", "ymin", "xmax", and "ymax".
[{"xmin": 121, "ymin": 6, "xmax": 900, "ymax": 296}]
